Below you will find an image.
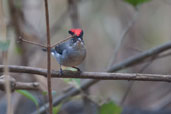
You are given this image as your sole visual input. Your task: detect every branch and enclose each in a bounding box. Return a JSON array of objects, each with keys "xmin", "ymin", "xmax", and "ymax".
[
  {"xmin": 17, "ymin": 0, "xmax": 79, "ymax": 50},
  {"xmin": 18, "ymin": 37, "xmax": 46, "ymax": 48},
  {"xmin": 0, "ymin": 0, "xmax": 12, "ymax": 113},
  {"xmin": 0, "ymin": 65, "xmax": 171, "ymax": 82},
  {"xmin": 68, "ymin": 0, "xmax": 80, "ymax": 28},
  {"xmin": 31, "ymin": 41, "xmax": 171, "ymax": 114},
  {"xmin": 120, "ymin": 58, "xmax": 156, "ymax": 105},
  {"xmin": 44, "ymin": 0, "xmax": 52, "ymax": 114},
  {"xmin": 107, "ymin": 10, "xmax": 138, "ymax": 68},
  {"xmin": 18, "ymin": 35, "xmax": 74, "ymax": 48},
  {"xmin": 50, "ymin": 9, "xmax": 69, "ymax": 36},
  {"xmin": 14, "ymin": 82, "xmax": 39, "ymax": 90},
  {"xmin": 51, "ymin": 35, "xmax": 73, "ymax": 48},
  {"xmin": 0, "ymin": 78, "xmax": 39, "ymax": 91},
  {"xmin": 107, "ymin": 42, "xmax": 171, "ymax": 72},
  {"xmin": 106, "ymin": 10, "xmax": 138, "ymax": 105}
]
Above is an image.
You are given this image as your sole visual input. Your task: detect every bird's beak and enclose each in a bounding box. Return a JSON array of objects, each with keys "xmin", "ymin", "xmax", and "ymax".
[
  {"xmin": 78, "ymin": 37, "xmax": 85, "ymax": 45},
  {"xmin": 78, "ymin": 38, "xmax": 82, "ymax": 42}
]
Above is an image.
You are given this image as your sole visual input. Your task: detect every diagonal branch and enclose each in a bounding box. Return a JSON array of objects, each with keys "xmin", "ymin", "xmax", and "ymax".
[
  {"xmin": 18, "ymin": 37, "xmax": 47, "ymax": 48},
  {"xmin": 107, "ymin": 10, "xmax": 138, "ymax": 68},
  {"xmin": 31, "ymin": 41, "xmax": 171, "ymax": 114},
  {"xmin": 107, "ymin": 42, "xmax": 171, "ymax": 72}
]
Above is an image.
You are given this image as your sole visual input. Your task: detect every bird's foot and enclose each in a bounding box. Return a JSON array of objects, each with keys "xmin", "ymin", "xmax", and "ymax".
[{"xmin": 59, "ymin": 68, "xmax": 63, "ymax": 76}]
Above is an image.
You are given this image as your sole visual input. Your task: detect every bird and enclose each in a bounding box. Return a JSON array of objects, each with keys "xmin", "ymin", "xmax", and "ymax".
[{"xmin": 50, "ymin": 28, "xmax": 86, "ymax": 75}]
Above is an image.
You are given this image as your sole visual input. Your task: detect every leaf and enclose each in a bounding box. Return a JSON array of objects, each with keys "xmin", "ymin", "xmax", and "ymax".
[
  {"xmin": 63, "ymin": 67, "xmax": 77, "ymax": 71},
  {"xmin": 15, "ymin": 44, "xmax": 22, "ymax": 54},
  {"xmin": 63, "ymin": 78, "xmax": 81, "ymax": 87},
  {"xmin": 42, "ymin": 91, "xmax": 48, "ymax": 96},
  {"xmin": 15, "ymin": 0, "xmax": 22, "ymax": 9},
  {"xmin": 53, "ymin": 104, "xmax": 62, "ymax": 114},
  {"xmin": 0, "ymin": 40, "xmax": 10, "ymax": 51},
  {"xmin": 42, "ymin": 90, "xmax": 56, "ymax": 96},
  {"xmin": 16, "ymin": 90, "xmax": 39, "ymax": 107},
  {"xmin": 74, "ymin": 78, "xmax": 81, "ymax": 85},
  {"xmin": 100, "ymin": 101, "xmax": 122, "ymax": 114},
  {"xmin": 62, "ymin": 66, "xmax": 81, "ymax": 87},
  {"xmin": 124, "ymin": 0, "xmax": 151, "ymax": 7}
]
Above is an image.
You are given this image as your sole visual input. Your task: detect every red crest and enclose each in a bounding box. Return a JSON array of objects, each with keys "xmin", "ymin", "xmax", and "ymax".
[{"xmin": 69, "ymin": 29, "xmax": 83, "ymax": 37}]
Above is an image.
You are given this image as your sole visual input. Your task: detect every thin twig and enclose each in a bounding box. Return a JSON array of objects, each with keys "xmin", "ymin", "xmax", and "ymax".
[
  {"xmin": 44, "ymin": 0, "xmax": 52, "ymax": 114},
  {"xmin": 156, "ymin": 50, "xmax": 171, "ymax": 59},
  {"xmin": 51, "ymin": 35, "xmax": 73, "ymax": 48},
  {"xmin": 2, "ymin": 53, "xmax": 13, "ymax": 114},
  {"xmin": 106, "ymin": 9, "xmax": 138, "ymax": 105},
  {"xmin": 156, "ymin": 90, "xmax": 171, "ymax": 110},
  {"xmin": 120, "ymin": 57, "xmax": 156, "ymax": 105},
  {"xmin": 0, "ymin": 0, "xmax": 13, "ymax": 113},
  {"xmin": 8, "ymin": 0, "xmax": 29, "ymax": 65},
  {"xmin": 107, "ymin": 42, "xmax": 171, "ymax": 72},
  {"xmin": 18, "ymin": 35, "xmax": 74, "ymax": 48},
  {"xmin": 18, "ymin": 36, "xmax": 47, "ymax": 48},
  {"xmin": 107, "ymin": 10, "xmax": 138, "ymax": 69},
  {"xmin": 0, "ymin": 79, "xmax": 39, "ymax": 90},
  {"xmin": 50, "ymin": 9, "xmax": 69, "ymax": 36}
]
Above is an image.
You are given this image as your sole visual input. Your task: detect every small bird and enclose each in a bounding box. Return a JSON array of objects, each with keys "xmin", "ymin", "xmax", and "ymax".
[{"xmin": 50, "ymin": 29, "xmax": 86, "ymax": 74}]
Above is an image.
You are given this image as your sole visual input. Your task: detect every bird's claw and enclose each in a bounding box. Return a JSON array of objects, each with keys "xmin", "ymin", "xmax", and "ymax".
[{"xmin": 59, "ymin": 68, "xmax": 63, "ymax": 76}]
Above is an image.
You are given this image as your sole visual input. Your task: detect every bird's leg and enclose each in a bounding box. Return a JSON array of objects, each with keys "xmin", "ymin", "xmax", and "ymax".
[
  {"xmin": 59, "ymin": 65, "xmax": 63, "ymax": 76},
  {"xmin": 72, "ymin": 66, "xmax": 81, "ymax": 72}
]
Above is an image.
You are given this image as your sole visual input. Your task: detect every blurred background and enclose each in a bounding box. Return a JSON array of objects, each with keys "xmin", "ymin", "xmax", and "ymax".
[{"xmin": 1, "ymin": 0, "xmax": 171, "ymax": 114}]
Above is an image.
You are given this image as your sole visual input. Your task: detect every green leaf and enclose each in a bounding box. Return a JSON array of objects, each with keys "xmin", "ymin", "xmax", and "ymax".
[
  {"xmin": 63, "ymin": 78, "xmax": 81, "ymax": 87},
  {"xmin": 124, "ymin": 0, "xmax": 151, "ymax": 7},
  {"xmin": 62, "ymin": 67, "xmax": 81, "ymax": 87},
  {"xmin": 42, "ymin": 91, "xmax": 48, "ymax": 96},
  {"xmin": 15, "ymin": 0, "xmax": 22, "ymax": 9},
  {"xmin": 63, "ymin": 67, "xmax": 77, "ymax": 71},
  {"xmin": 16, "ymin": 90, "xmax": 39, "ymax": 107},
  {"xmin": 74, "ymin": 78, "xmax": 81, "ymax": 85},
  {"xmin": 53, "ymin": 104, "xmax": 62, "ymax": 114},
  {"xmin": 15, "ymin": 44, "xmax": 22, "ymax": 54},
  {"xmin": 0, "ymin": 40, "xmax": 10, "ymax": 51},
  {"xmin": 100, "ymin": 101, "xmax": 122, "ymax": 114},
  {"xmin": 42, "ymin": 90, "xmax": 56, "ymax": 96}
]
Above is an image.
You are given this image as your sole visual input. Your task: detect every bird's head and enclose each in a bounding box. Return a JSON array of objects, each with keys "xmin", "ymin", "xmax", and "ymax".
[
  {"xmin": 68, "ymin": 28, "xmax": 84, "ymax": 47},
  {"xmin": 69, "ymin": 28, "xmax": 83, "ymax": 40}
]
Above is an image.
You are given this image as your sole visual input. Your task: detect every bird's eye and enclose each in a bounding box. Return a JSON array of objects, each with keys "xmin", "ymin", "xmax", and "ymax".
[
  {"xmin": 72, "ymin": 38, "xmax": 77, "ymax": 43},
  {"xmin": 69, "ymin": 31, "xmax": 74, "ymax": 35}
]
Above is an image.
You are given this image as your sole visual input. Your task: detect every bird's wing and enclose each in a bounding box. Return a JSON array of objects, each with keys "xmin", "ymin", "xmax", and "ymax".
[{"xmin": 54, "ymin": 41, "xmax": 70, "ymax": 55}]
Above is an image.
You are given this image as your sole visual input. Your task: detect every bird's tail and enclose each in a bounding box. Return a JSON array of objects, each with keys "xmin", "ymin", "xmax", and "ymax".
[
  {"xmin": 42, "ymin": 48, "xmax": 47, "ymax": 52},
  {"xmin": 42, "ymin": 48, "xmax": 56, "ymax": 55}
]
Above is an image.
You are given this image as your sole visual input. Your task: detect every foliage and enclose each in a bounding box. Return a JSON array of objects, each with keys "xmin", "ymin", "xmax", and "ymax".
[
  {"xmin": 15, "ymin": 44, "xmax": 23, "ymax": 54},
  {"xmin": 0, "ymin": 40, "xmax": 10, "ymax": 51},
  {"xmin": 42, "ymin": 90, "xmax": 56, "ymax": 96},
  {"xmin": 62, "ymin": 67, "xmax": 81, "ymax": 87},
  {"xmin": 16, "ymin": 90, "xmax": 39, "ymax": 107},
  {"xmin": 15, "ymin": 0, "xmax": 22, "ymax": 9},
  {"xmin": 53, "ymin": 104, "xmax": 62, "ymax": 114},
  {"xmin": 124, "ymin": 0, "xmax": 151, "ymax": 7},
  {"xmin": 63, "ymin": 78, "xmax": 81, "ymax": 88},
  {"xmin": 100, "ymin": 101, "xmax": 122, "ymax": 114}
]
